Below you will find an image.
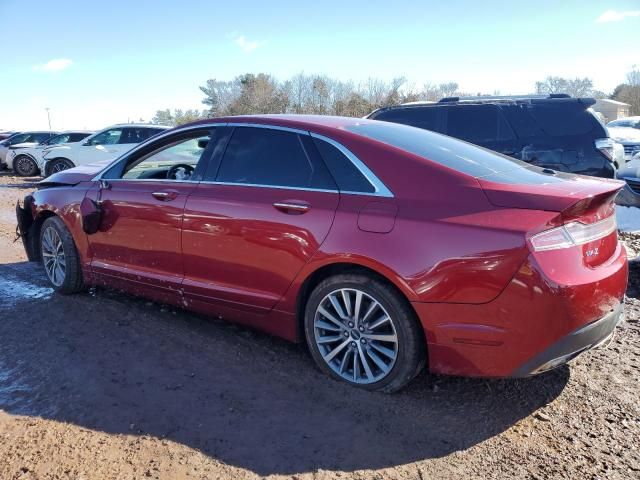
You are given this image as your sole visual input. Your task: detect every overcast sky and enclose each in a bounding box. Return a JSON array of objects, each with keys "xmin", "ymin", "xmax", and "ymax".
[{"xmin": 1, "ymin": 0, "xmax": 639, "ymax": 130}]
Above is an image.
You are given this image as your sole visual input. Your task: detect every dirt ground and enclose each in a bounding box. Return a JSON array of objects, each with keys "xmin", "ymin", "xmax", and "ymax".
[{"xmin": 0, "ymin": 171, "xmax": 638, "ymax": 480}]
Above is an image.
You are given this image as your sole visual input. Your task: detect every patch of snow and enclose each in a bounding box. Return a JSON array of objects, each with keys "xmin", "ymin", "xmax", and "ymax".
[
  {"xmin": 616, "ymin": 205, "xmax": 640, "ymax": 234},
  {"xmin": 0, "ymin": 276, "xmax": 53, "ymax": 309}
]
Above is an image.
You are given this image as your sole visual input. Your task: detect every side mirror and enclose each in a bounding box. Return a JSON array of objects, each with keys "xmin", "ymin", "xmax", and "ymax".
[{"xmin": 80, "ymin": 197, "xmax": 103, "ymax": 234}]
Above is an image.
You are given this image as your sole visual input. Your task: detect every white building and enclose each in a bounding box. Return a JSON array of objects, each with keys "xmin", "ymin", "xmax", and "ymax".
[{"xmin": 592, "ymin": 99, "xmax": 631, "ymax": 123}]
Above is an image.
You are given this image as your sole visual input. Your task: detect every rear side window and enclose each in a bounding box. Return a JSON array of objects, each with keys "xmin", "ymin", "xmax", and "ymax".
[
  {"xmin": 33, "ymin": 133, "xmax": 53, "ymax": 143},
  {"xmin": 372, "ymin": 107, "xmax": 440, "ymax": 132},
  {"xmin": 445, "ymin": 105, "xmax": 514, "ymax": 143},
  {"xmin": 69, "ymin": 133, "xmax": 90, "ymax": 142},
  {"xmin": 528, "ymin": 102, "xmax": 601, "ymax": 136},
  {"xmin": 312, "ymin": 137, "xmax": 375, "ymax": 193},
  {"xmin": 346, "ymin": 121, "xmax": 524, "ymax": 178},
  {"xmin": 120, "ymin": 128, "xmax": 159, "ymax": 144},
  {"xmin": 216, "ymin": 127, "xmax": 334, "ymax": 189}
]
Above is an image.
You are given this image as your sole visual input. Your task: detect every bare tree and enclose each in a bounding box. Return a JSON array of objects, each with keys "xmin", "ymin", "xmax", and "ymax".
[
  {"xmin": 535, "ymin": 76, "xmax": 595, "ymax": 97},
  {"xmin": 195, "ymin": 73, "xmax": 469, "ymax": 118}
]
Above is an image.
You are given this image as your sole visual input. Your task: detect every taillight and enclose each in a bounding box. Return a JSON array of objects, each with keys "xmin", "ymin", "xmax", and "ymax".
[
  {"xmin": 530, "ymin": 215, "xmax": 617, "ymax": 252},
  {"xmin": 595, "ymin": 138, "xmax": 615, "ymax": 162}
]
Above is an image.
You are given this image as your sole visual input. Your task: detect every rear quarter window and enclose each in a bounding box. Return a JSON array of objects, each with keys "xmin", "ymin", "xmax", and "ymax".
[
  {"xmin": 528, "ymin": 101, "xmax": 604, "ymax": 137},
  {"xmin": 444, "ymin": 104, "xmax": 514, "ymax": 143}
]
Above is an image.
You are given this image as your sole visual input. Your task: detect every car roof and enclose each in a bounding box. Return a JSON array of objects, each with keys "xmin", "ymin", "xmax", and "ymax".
[
  {"xmin": 101, "ymin": 124, "xmax": 171, "ymax": 130},
  {"xmin": 182, "ymin": 114, "xmax": 382, "ymax": 132},
  {"xmin": 368, "ymin": 95, "xmax": 595, "ymax": 116}
]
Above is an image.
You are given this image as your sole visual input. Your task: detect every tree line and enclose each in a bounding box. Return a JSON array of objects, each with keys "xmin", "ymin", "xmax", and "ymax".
[{"xmin": 152, "ymin": 67, "xmax": 640, "ymax": 126}]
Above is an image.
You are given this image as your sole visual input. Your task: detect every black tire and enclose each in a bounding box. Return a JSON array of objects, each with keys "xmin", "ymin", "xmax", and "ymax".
[
  {"xmin": 304, "ymin": 273, "xmax": 426, "ymax": 393},
  {"xmin": 14, "ymin": 155, "xmax": 39, "ymax": 177},
  {"xmin": 39, "ymin": 216, "xmax": 84, "ymax": 294},
  {"xmin": 47, "ymin": 158, "xmax": 75, "ymax": 176}
]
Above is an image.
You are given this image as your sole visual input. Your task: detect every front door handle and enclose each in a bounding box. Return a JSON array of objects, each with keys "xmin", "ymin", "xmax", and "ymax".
[
  {"xmin": 152, "ymin": 191, "xmax": 178, "ymax": 201},
  {"xmin": 273, "ymin": 201, "xmax": 310, "ymax": 214}
]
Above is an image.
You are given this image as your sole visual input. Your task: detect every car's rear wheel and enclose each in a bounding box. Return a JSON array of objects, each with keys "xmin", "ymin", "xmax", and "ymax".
[
  {"xmin": 40, "ymin": 216, "xmax": 84, "ymax": 294},
  {"xmin": 14, "ymin": 155, "xmax": 39, "ymax": 177},
  {"xmin": 48, "ymin": 158, "xmax": 75, "ymax": 175},
  {"xmin": 304, "ymin": 273, "xmax": 425, "ymax": 393}
]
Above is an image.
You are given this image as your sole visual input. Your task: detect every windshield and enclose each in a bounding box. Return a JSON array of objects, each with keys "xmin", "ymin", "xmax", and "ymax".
[
  {"xmin": 346, "ymin": 121, "xmax": 524, "ymax": 178},
  {"xmin": 45, "ymin": 134, "xmax": 72, "ymax": 145}
]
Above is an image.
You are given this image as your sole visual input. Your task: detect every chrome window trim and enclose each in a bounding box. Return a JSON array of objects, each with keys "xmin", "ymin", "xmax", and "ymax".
[
  {"xmin": 199, "ymin": 180, "xmax": 338, "ymax": 193},
  {"xmin": 309, "ymin": 132, "xmax": 394, "ymax": 198},
  {"xmin": 91, "ymin": 121, "xmax": 394, "ymax": 198}
]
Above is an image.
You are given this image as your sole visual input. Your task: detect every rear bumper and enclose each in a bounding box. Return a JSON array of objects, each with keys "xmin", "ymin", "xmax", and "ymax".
[
  {"xmin": 412, "ymin": 243, "xmax": 628, "ymax": 378},
  {"xmin": 511, "ymin": 302, "xmax": 623, "ymax": 376}
]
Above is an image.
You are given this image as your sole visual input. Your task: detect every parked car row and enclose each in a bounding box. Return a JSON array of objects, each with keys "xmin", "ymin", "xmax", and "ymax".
[{"xmin": 0, "ymin": 124, "xmax": 169, "ymax": 177}]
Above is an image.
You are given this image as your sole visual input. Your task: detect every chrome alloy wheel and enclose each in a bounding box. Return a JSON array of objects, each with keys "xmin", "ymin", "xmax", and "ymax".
[
  {"xmin": 41, "ymin": 226, "xmax": 66, "ymax": 287},
  {"xmin": 313, "ymin": 288, "xmax": 398, "ymax": 384}
]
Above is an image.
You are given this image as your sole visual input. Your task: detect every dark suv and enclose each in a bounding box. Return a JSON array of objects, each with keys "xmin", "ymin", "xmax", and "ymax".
[{"xmin": 367, "ymin": 95, "xmax": 619, "ymax": 178}]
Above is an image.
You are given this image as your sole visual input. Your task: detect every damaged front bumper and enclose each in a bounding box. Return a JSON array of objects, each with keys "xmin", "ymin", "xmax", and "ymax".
[
  {"xmin": 616, "ymin": 180, "xmax": 640, "ymax": 208},
  {"xmin": 15, "ymin": 195, "xmax": 37, "ymax": 261}
]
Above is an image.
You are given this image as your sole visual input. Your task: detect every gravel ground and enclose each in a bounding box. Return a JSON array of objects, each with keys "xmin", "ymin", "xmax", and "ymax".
[{"xmin": 0, "ymin": 171, "xmax": 639, "ymax": 479}]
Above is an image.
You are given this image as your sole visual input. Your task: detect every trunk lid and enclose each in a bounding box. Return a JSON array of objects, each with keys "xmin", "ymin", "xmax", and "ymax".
[{"xmin": 477, "ymin": 165, "xmax": 624, "ymax": 213}]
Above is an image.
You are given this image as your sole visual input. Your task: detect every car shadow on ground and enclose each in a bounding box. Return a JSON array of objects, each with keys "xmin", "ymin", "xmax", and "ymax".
[{"xmin": 0, "ymin": 261, "xmax": 569, "ymax": 476}]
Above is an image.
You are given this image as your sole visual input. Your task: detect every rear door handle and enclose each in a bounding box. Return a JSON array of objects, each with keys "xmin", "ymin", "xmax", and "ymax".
[
  {"xmin": 152, "ymin": 190, "xmax": 178, "ymax": 201},
  {"xmin": 273, "ymin": 201, "xmax": 310, "ymax": 214}
]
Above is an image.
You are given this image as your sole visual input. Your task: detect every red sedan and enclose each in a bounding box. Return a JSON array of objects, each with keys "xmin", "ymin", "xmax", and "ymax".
[{"xmin": 16, "ymin": 115, "xmax": 627, "ymax": 392}]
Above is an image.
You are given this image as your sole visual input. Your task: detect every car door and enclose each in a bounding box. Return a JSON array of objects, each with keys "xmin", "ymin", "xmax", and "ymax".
[
  {"xmin": 181, "ymin": 125, "xmax": 340, "ymax": 312},
  {"xmin": 85, "ymin": 127, "xmax": 217, "ymax": 303}
]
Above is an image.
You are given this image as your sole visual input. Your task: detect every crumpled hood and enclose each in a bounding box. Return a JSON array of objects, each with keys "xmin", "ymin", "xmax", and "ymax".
[
  {"xmin": 39, "ymin": 160, "xmax": 112, "ymax": 186},
  {"xmin": 608, "ymin": 126, "xmax": 640, "ymax": 144},
  {"xmin": 618, "ymin": 158, "xmax": 640, "ymax": 180}
]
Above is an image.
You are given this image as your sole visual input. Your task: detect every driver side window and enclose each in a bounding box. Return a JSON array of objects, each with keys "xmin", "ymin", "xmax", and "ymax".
[{"xmin": 122, "ymin": 133, "xmax": 211, "ymax": 181}]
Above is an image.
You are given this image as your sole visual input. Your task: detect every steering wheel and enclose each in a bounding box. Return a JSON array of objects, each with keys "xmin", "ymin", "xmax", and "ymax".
[{"xmin": 166, "ymin": 163, "xmax": 195, "ymax": 180}]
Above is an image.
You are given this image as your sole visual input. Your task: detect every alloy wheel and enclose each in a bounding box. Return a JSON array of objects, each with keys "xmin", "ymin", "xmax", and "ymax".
[
  {"xmin": 16, "ymin": 156, "xmax": 36, "ymax": 176},
  {"xmin": 313, "ymin": 288, "xmax": 398, "ymax": 384},
  {"xmin": 51, "ymin": 161, "xmax": 69, "ymax": 173},
  {"xmin": 41, "ymin": 226, "xmax": 66, "ymax": 287}
]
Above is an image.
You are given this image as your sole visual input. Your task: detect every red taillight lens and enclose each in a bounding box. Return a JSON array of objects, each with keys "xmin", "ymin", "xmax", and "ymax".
[{"xmin": 530, "ymin": 215, "xmax": 617, "ymax": 252}]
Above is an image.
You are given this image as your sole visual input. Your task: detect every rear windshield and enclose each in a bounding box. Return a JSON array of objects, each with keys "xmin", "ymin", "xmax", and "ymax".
[
  {"xmin": 346, "ymin": 121, "xmax": 524, "ymax": 178},
  {"xmin": 520, "ymin": 101, "xmax": 603, "ymax": 137}
]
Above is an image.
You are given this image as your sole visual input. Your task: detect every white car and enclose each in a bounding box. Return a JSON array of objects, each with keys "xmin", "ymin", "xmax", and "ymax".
[
  {"xmin": 607, "ymin": 117, "xmax": 640, "ymax": 161},
  {"xmin": 0, "ymin": 131, "xmax": 57, "ymax": 167},
  {"xmin": 41, "ymin": 124, "xmax": 170, "ymax": 176},
  {"xmin": 6, "ymin": 131, "xmax": 93, "ymax": 176}
]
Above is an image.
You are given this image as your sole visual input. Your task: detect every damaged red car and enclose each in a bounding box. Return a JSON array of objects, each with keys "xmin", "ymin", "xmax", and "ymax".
[{"xmin": 16, "ymin": 115, "xmax": 628, "ymax": 392}]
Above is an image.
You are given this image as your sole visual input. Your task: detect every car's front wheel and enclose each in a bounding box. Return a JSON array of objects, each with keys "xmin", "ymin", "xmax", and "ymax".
[
  {"xmin": 47, "ymin": 158, "xmax": 75, "ymax": 176},
  {"xmin": 40, "ymin": 216, "xmax": 84, "ymax": 294},
  {"xmin": 14, "ymin": 155, "xmax": 39, "ymax": 177},
  {"xmin": 304, "ymin": 273, "xmax": 425, "ymax": 393}
]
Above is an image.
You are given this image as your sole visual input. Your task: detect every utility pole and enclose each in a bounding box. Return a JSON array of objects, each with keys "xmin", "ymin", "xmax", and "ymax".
[{"xmin": 45, "ymin": 107, "xmax": 52, "ymax": 130}]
